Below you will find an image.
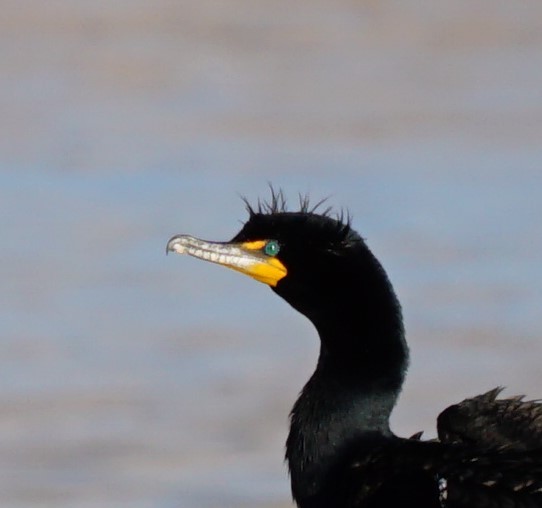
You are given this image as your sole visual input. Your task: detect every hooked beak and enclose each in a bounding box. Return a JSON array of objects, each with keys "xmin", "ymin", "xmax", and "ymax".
[{"xmin": 166, "ymin": 235, "xmax": 287, "ymax": 287}]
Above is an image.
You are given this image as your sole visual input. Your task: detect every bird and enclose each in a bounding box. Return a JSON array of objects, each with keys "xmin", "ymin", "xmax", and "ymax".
[{"xmin": 166, "ymin": 190, "xmax": 542, "ymax": 508}]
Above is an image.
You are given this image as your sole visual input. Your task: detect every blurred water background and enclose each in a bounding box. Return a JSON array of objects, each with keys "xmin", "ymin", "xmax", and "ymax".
[{"xmin": 2, "ymin": 2, "xmax": 542, "ymax": 507}]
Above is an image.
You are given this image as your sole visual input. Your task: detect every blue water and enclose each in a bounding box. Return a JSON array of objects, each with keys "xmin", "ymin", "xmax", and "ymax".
[{"xmin": 2, "ymin": 2, "xmax": 542, "ymax": 507}]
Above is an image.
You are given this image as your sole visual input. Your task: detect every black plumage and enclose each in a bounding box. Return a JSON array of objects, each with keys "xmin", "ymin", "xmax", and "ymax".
[{"xmin": 167, "ymin": 191, "xmax": 542, "ymax": 508}]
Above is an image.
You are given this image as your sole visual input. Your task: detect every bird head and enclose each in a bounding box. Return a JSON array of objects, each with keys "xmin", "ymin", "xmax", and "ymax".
[
  {"xmin": 169, "ymin": 195, "xmax": 357, "ymax": 299},
  {"xmin": 166, "ymin": 194, "xmax": 398, "ymax": 335}
]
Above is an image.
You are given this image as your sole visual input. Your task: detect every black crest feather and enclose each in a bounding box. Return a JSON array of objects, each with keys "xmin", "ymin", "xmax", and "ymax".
[{"xmin": 241, "ymin": 186, "xmax": 352, "ymax": 230}]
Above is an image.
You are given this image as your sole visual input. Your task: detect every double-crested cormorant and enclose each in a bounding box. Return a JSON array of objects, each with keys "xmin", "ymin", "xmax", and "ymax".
[{"xmin": 167, "ymin": 191, "xmax": 542, "ymax": 508}]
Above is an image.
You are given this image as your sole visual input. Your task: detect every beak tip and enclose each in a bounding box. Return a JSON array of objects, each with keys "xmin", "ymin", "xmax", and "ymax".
[
  {"xmin": 166, "ymin": 235, "xmax": 188, "ymax": 256},
  {"xmin": 166, "ymin": 236, "xmax": 177, "ymax": 256}
]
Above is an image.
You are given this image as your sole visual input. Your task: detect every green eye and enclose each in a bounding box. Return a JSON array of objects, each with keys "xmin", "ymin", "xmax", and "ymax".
[{"xmin": 264, "ymin": 240, "xmax": 280, "ymax": 257}]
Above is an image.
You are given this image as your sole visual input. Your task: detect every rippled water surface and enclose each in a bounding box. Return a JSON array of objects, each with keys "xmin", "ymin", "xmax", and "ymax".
[{"xmin": 2, "ymin": 2, "xmax": 542, "ymax": 507}]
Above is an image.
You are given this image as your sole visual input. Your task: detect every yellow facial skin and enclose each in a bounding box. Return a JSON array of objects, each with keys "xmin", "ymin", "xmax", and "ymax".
[{"xmin": 166, "ymin": 235, "xmax": 287, "ymax": 287}]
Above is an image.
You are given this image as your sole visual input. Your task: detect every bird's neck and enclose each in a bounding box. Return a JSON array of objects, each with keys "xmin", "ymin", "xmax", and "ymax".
[
  {"xmin": 285, "ymin": 261, "xmax": 408, "ymax": 507},
  {"xmin": 286, "ymin": 353, "xmax": 405, "ymax": 507}
]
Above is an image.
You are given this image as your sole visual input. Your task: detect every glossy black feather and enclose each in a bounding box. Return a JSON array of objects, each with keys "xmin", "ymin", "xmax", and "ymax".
[{"xmin": 438, "ymin": 387, "xmax": 542, "ymax": 451}]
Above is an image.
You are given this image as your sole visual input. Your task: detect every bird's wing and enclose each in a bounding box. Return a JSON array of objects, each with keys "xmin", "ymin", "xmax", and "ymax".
[
  {"xmin": 438, "ymin": 447, "xmax": 542, "ymax": 508},
  {"xmin": 437, "ymin": 387, "xmax": 542, "ymax": 451},
  {"xmin": 345, "ymin": 438, "xmax": 542, "ymax": 508}
]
